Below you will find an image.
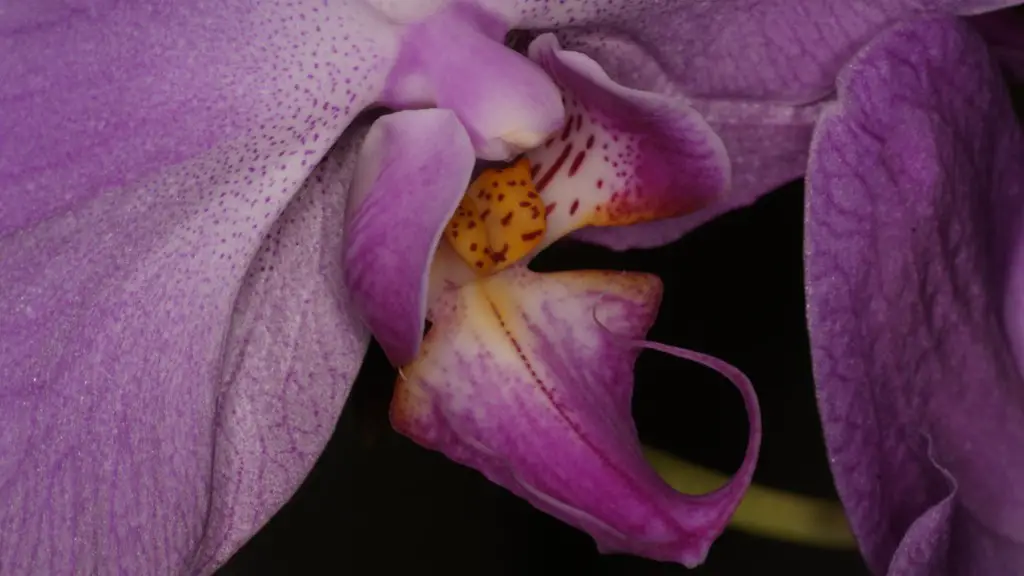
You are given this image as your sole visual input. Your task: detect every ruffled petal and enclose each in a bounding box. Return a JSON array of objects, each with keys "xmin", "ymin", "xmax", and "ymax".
[
  {"xmin": 524, "ymin": 34, "xmax": 729, "ymax": 250},
  {"xmin": 343, "ymin": 109, "xmax": 475, "ymax": 367},
  {"xmin": 805, "ymin": 18, "xmax": 1024, "ymax": 574},
  {"xmin": 380, "ymin": 2, "xmax": 563, "ymax": 160},
  {"xmin": 1, "ymin": 2, "xmax": 393, "ymax": 572},
  {"xmin": 392, "ymin": 267, "xmax": 760, "ymax": 566}
]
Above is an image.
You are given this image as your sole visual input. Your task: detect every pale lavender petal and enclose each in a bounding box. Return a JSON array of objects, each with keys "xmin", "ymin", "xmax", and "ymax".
[
  {"xmin": 513, "ymin": 0, "xmax": 1024, "ymax": 102},
  {"xmin": 392, "ymin": 268, "xmax": 760, "ymax": 567},
  {"xmin": 381, "ymin": 1, "xmax": 563, "ymax": 160},
  {"xmin": 522, "ymin": 34, "xmax": 729, "ymax": 250},
  {"xmin": 343, "ymin": 109, "xmax": 475, "ymax": 367},
  {"xmin": 806, "ymin": 18, "xmax": 1024, "ymax": 574},
  {"xmin": 194, "ymin": 133, "xmax": 372, "ymax": 571},
  {"xmin": 1, "ymin": 2, "xmax": 388, "ymax": 234},
  {"xmin": 1, "ymin": 2, "xmax": 394, "ymax": 572}
]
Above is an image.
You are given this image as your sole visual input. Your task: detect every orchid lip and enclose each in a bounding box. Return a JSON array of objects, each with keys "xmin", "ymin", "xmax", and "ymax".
[{"xmin": 391, "ymin": 266, "xmax": 761, "ymax": 567}]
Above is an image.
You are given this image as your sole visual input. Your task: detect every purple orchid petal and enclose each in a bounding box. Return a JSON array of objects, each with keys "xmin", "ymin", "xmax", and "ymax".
[
  {"xmin": 514, "ymin": 0, "xmax": 1024, "ymax": 102},
  {"xmin": 381, "ymin": 2, "xmax": 563, "ymax": 160},
  {"xmin": 1, "ymin": 2, "xmax": 400, "ymax": 572},
  {"xmin": 0, "ymin": 2, "xmax": 389, "ymax": 235},
  {"xmin": 523, "ymin": 34, "xmax": 729, "ymax": 250},
  {"xmin": 392, "ymin": 267, "xmax": 760, "ymax": 566},
  {"xmin": 344, "ymin": 109, "xmax": 475, "ymax": 367},
  {"xmin": 805, "ymin": 17, "xmax": 1024, "ymax": 574}
]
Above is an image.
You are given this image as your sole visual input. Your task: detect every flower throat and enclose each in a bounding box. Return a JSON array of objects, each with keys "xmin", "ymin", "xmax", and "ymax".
[{"xmin": 443, "ymin": 157, "xmax": 548, "ymax": 275}]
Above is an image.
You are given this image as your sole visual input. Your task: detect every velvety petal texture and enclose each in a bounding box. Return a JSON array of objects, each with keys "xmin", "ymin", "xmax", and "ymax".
[
  {"xmin": 392, "ymin": 268, "xmax": 760, "ymax": 566},
  {"xmin": 380, "ymin": 1, "xmax": 564, "ymax": 160},
  {"xmin": 344, "ymin": 109, "xmax": 475, "ymax": 367},
  {"xmin": 805, "ymin": 18, "xmax": 1024, "ymax": 575},
  {"xmin": 1, "ymin": 1, "xmax": 399, "ymax": 572},
  {"xmin": 523, "ymin": 35, "xmax": 729, "ymax": 250}
]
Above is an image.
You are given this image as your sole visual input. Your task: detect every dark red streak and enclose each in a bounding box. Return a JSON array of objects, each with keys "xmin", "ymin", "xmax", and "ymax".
[
  {"xmin": 536, "ymin": 144, "xmax": 573, "ymax": 192},
  {"xmin": 568, "ymin": 151, "xmax": 586, "ymax": 177}
]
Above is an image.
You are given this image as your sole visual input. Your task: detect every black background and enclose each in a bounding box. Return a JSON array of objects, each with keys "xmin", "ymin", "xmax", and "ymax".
[{"xmin": 218, "ymin": 180, "xmax": 870, "ymax": 575}]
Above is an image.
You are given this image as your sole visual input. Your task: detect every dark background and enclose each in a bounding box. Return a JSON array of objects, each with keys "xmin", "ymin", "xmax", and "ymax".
[{"xmin": 218, "ymin": 181, "xmax": 869, "ymax": 575}]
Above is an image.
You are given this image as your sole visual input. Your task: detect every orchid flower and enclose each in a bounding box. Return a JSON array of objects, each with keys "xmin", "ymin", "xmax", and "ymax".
[
  {"xmin": 342, "ymin": 27, "xmax": 762, "ymax": 565},
  {"xmin": 2, "ymin": 1, "xmax": 1024, "ymax": 575}
]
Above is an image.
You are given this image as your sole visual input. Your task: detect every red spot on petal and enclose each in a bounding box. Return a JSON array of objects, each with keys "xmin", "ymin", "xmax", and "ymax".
[
  {"xmin": 467, "ymin": 221, "xmax": 476, "ymax": 229},
  {"xmin": 501, "ymin": 212, "xmax": 514, "ymax": 226},
  {"xmin": 531, "ymin": 164, "xmax": 542, "ymax": 179},
  {"xmin": 489, "ymin": 244, "xmax": 509, "ymax": 263},
  {"xmin": 469, "ymin": 243, "xmax": 478, "ymax": 251},
  {"xmin": 596, "ymin": 179, "xmax": 604, "ymax": 189},
  {"xmin": 521, "ymin": 230, "xmax": 543, "ymax": 241},
  {"xmin": 498, "ymin": 193, "xmax": 505, "ymax": 202},
  {"xmin": 480, "ymin": 209, "xmax": 491, "ymax": 221},
  {"xmin": 586, "ymin": 135, "xmax": 595, "ymax": 150},
  {"xmin": 545, "ymin": 202, "xmax": 557, "ymax": 216},
  {"xmin": 518, "ymin": 201, "xmax": 531, "ymax": 207},
  {"xmin": 569, "ymin": 199, "xmax": 580, "ymax": 215}
]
